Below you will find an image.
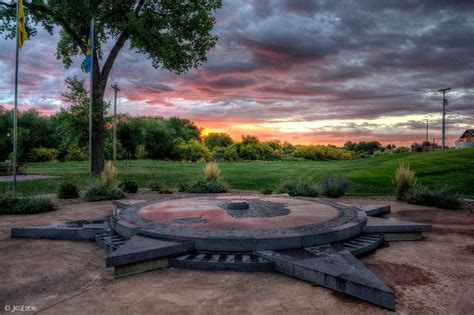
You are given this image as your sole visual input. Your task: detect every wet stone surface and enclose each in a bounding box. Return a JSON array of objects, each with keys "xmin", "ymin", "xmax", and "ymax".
[{"xmin": 218, "ymin": 199, "xmax": 290, "ymax": 218}]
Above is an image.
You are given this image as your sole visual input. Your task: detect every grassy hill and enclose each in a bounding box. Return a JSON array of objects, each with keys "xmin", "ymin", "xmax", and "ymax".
[{"xmin": 2, "ymin": 148, "xmax": 473, "ymax": 197}]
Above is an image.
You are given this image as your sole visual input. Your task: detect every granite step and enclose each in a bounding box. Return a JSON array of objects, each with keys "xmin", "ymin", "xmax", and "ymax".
[
  {"xmin": 363, "ymin": 216, "xmax": 431, "ymax": 240},
  {"xmin": 95, "ymin": 232, "xmax": 128, "ymax": 253},
  {"xmin": 354, "ymin": 205, "xmax": 391, "ymax": 217},
  {"xmin": 169, "ymin": 252, "xmax": 274, "ymax": 272},
  {"xmin": 12, "ymin": 218, "xmax": 110, "ymax": 241},
  {"xmin": 105, "ymin": 234, "xmax": 195, "ymax": 268},
  {"xmin": 340, "ymin": 234, "xmax": 384, "ymax": 257},
  {"xmin": 257, "ymin": 244, "xmax": 395, "ymax": 310}
]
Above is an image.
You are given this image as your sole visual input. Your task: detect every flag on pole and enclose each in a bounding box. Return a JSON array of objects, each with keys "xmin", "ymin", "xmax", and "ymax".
[
  {"xmin": 17, "ymin": 0, "xmax": 28, "ymax": 48},
  {"xmin": 85, "ymin": 22, "xmax": 93, "ymax": 73}
]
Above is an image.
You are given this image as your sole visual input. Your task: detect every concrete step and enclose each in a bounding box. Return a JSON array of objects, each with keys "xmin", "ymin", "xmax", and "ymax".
[
  {"xmin": 354, "ymin": 205, "xmax": 391, "ymax": 217},
  {"xmin": 105, "ymin": 234, "xmax": 195, "ymax": 278},
  {"xmin": 12, "ymin": 218, "xmax": 110, "ymax": 241},
  {"xmin": 169, "ymin": 252, "xmax": 274, "ymax": 272},
  {"xmin": 95, "ymin": 232, "xmax": 128, "ymax": 253},
  {"xmin": 340, "ymin": 234, "xmax": 384, "ymax": 257},
  {"xmin": 363, "ymin": 217, "xmax": 431, "ymax": 241},
  {"xmin": 257, "ymin": 244, "xmax": 395, "ymax": 310}
]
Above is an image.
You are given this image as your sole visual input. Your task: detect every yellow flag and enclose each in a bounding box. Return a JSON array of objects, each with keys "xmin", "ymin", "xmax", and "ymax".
[{"xmin": 17, "ymin": 0, "xmax": 28, "ymax": 48}]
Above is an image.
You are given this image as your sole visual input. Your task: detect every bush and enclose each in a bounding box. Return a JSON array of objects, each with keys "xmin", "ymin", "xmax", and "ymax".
[
  {"xmin": 293, "ymin": 145, "xmax": 353, "ymax": 161},
  {"xmin": 119, "ymin": 179, "xmax": 139, "ymax": 193},
  {"xmin": 0, "ymin": 194, "xmax": 56, "ymax": 215},
  {"xmin": 187, "ymin": 180, "xmax": 228, "ymax": 193},
  {"xmin": 261, "ymin": 188, "xmax": 273, "ymax": 195},
  {"xmin": 319, "ymin": 176, "xmax": 351, "ymax": 198},
  {"xmin": 204, "ymin": 162, "xmax": 220, "ymax": 181},
  {"xmin": 85, "ymin": 184, "xmax": 124, "ymax": 202},
  {"xmin": 135, "ymin": 144, "xmax": 146, "ymax": 159},
  {"xmin": 394, "ymin": 163, "xmax": 417, "ymax": 200},
  {"xmin": 148, "ymin": 176, "xmax": 162, "ymax": 192},
  {"xmin": 101, "ymin": 161, "xmax": 118, "ymax": 185},
  {"xmin": 277, "ymin": 180, "xmax": 318, "ymax": 197},
  {"xmin": 178, "ymin": 181, "xmax": 191, "ymax": 192},
  {"xmin": 57, "ymin": 182, "xmax": 80, "ymax": 199},
  {"xmin": 65, "ymin": 146, "xmax": 88, "ymax": 161},
  {"xmin": 394, "ymin": 147, "xmax": 410, "ymax": 154},
  {"xmin": 404, "ymin": 187, "xmax": 461, "ymax": 210},
  {"xmin": 29, "ymin": 147, "xmax": 59, "ymax": 162},
  {"xmin": 174, "ymin": 139, "xmax": 211, "ymax": 162}
]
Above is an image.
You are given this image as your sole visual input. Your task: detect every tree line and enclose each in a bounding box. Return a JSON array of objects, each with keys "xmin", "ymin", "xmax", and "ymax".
[{"xmin": 0, "ymin": 79, "xmax": 410, "ymax": 163}]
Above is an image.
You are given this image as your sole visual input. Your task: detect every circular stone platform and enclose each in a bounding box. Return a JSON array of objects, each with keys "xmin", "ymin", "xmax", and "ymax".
[{"xmin": 112, "ymin": 195, "xmax": 367, "ymax": 251}]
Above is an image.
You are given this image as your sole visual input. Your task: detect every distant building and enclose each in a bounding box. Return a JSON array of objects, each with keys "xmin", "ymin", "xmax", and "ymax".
[{"xmin": 455, "ymin": 129, "xmax": 474, "ymax": 149}]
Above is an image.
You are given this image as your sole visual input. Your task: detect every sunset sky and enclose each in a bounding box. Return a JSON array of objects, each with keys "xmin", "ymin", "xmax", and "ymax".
[{"xmin": 0, "ymin": 0, "xmax": 473, "ymax": 146}]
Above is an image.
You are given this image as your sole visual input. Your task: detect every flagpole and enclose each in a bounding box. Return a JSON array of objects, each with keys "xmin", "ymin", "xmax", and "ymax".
[
  {"xmin": 12, "ymin": 0, "xmax": 20, "ymax": 196},
  {"xmin": 88, "ymin": 18, "xmax": 94, "ymax": 188}
]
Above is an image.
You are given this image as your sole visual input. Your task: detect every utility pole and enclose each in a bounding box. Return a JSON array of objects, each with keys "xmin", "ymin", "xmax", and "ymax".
[
  {"xmin": 438, "ymin": 88, "xmax": 450, "ymax": 150},
  {"xmin": 425, "ymin": 120, "xmax": 429, "ymax": 143},
  {"xmin": 111, "ymin": 82, "xmax": 120, "ymax": 163}
]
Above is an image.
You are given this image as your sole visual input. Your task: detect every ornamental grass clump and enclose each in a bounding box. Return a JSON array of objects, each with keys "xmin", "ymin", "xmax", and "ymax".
[
  {"xmin": 319, "ymin": 176, "xmax": 351, "ymax": 198},
  {"xmin": 101, "ymin": 161, "xmax": 118, "ymax": 186},
  {"xmin": 204, "ymin": 162, "xmax": 220, "ymax": 181},
  {"xmin": 183, "ymin": 162, "xmax": 229, "ymax": 193},
  {"xmin": 393, "ymin": 163, "xmax": 417, "ymax": 200}
]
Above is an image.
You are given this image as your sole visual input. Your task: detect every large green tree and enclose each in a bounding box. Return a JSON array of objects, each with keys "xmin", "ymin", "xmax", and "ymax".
[{"xmin": 0, "ymin": 0, "xmax": 222, "ymax": 172}]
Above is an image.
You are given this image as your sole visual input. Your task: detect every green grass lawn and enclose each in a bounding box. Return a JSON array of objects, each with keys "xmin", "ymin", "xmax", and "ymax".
[{"xmin": 1, "ymin": 148, "xmax": 473, "ymax": 197}]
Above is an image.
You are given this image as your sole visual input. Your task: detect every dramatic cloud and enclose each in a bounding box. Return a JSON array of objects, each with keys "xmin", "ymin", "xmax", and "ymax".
[{"xmin": 1, "ymin": 0, "xmax": 473, "ymax": 146}]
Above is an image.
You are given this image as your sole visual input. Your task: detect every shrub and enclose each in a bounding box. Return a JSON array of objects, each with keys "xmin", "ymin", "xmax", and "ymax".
[
  {"xmin": 57, "ymin": 182, "xmax": 80, "ymax": 199},
  {"xmin": 119, "ymin": 179, "xmax": 139, "ymax": 193},
  {"xmin": 404, "ymin": 187, "xmax": 461, "ymax": 210},
  {"xmin": 85, "ymin": 184, "xmax": 124, "ymax": 202},
  {"xmin": 135, "ymin": 144, "xmax": 146, "ymax": 159},
  {"xmin": 394, "ymin": 147, "xmax": 410, "ymax": 154},
  {"xmin": 393, "ymin": 163, "xmax": 417, "ymax": 200},
  {"xmin": 101, "ymin": 161, "xmax": 118, "ymax": 185},
  {"xmin": 148, "ymin": 176, "xmax": 162, "ymax": 192},
  {"xmin": 29, "ymin": 147, "xmax": 59, "ymax": 162},
  {"xmin": 224, "ymin": 145, "xmax": 238, "ymax": 161},
  {"xmin": 187, "ymin": 180, "xmax": 228, "ymax": 193},
  {"xmin": 261, "ymin": 188, "xmax": 273, "ymax": 195},
  {"xmin": 0, "ymin": 194, "xmax": 56, "ymax": 215},
  {"xmin": 374, "ymin": 151, "xmax": 390, "ymax": 157},
  {"xmin": 293, "ymin": 145, "xmax": 353, "ymax": 161},
  {"xmin": 65, "ymin": 146, "xmax": 88, "ymax": 161},
  {"xmin": 277, "ymin": 180, "xmax": 318, "ymax": 197},
  {"xmin": 178, "ymin": 181, "xmax": 191, "ymax": 192},
  {"xmin": 175, "ymin": 139, "xmax": 211, "ymax": 162},
  {"xmin": 319, "ymin": 176, "xmax": 351, "ymax": 198},
  {"xmin": 204, "ymin": 162, "xmax": 220, "ymax": 181}
]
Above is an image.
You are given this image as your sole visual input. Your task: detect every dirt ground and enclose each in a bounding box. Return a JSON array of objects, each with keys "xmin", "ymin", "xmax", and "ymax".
[{"xmin": 0, "ymin": 193, "xmax": 473, "ymax": 315}]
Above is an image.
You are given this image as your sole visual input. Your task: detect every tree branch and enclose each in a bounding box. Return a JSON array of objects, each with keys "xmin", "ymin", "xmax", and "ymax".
[
  {"xmin": 100, "ymin": 0, "xmax": 145, "ymax": 81},
  {"xmin": 0, "ymin": 1, "xmax": 87, "ymax": 54}
]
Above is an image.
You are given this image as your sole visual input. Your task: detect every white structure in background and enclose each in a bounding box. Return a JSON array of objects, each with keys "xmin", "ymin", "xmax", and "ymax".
[{"xmin": 455, "ymin": 129, "xmax": 474, "ymax": 149}]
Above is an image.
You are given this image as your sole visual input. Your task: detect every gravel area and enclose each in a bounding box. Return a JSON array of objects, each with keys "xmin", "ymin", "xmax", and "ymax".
[{"xmin": 0, "ymin": 193, "xmax": 473, "ymax": 314}]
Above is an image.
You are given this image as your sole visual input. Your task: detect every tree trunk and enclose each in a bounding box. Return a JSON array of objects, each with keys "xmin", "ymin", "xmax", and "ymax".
[{"xmin": 91, "ymin": 70, "xmax": 106, "ymax": 174}]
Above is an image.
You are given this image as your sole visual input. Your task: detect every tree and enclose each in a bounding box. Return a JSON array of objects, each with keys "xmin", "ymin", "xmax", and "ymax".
[
  {"xmin": 57, "ymin": 76, "xmax": 109, "ymax": 155},
  {"xmin": 0, "ymin": 0, "xmax": 222, "ymax": 172},
  {"xmin": 204, "ymin": 132, "xmax": 233, "ymax": 150}
]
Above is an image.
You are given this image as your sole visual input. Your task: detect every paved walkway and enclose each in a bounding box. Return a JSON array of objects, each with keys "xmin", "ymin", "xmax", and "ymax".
[
  {"xmin": 0, "ymin": 175, "xmax": 59, "ymax": 182},
  {"xmin": 0, "ymin": 193, "xmax": 473, "ymax": 314}
]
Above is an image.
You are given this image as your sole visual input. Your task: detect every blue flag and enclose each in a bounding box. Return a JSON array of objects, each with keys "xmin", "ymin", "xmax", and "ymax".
[{"xmin": 85, "ymin": 22, "xmax": 93, "ymax": 73}]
